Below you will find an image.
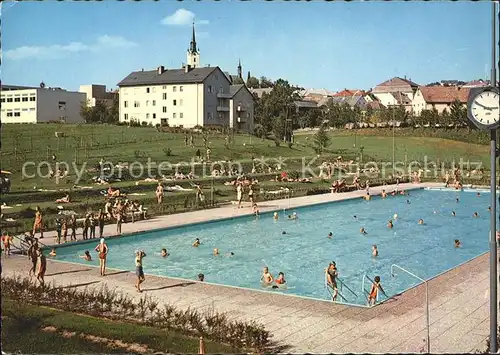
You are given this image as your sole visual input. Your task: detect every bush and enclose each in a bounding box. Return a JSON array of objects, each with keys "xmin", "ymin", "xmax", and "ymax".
[
  {"xmin": 0, "ymin": 276, "xmax": 272, "ymax": 352},
  {"xmin": 163, "ymin": 147, "xmax": 173, "ymax": 156}
]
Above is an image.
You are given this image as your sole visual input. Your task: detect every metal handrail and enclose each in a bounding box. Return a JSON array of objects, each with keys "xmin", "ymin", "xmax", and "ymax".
[
  {"xmin": 337, "ymin": 277, "xmax": 358, "ymax": 298},
  {"xmin": 361, "ymin": 273, "xmax": 388, "ymax": 304},
  {"xmin": 324, "ymin": 273, "xmax": 348, "ymax": 302},
  {"xmin": 11, "ymin": 233, "xmax": 49, "ymax": 252},
  {"xmin": 391, "ymin": 264, "xmax": 430, "ymax": 354}
]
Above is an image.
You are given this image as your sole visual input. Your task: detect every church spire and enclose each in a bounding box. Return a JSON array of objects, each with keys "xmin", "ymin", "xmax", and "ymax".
[
  {"xmin": 237, "ymin": 59, "xmax": 242, "ymax": 79},
  {"xmin": 190, "ymin": 22, "xmax": 197, "ymax": 53}
]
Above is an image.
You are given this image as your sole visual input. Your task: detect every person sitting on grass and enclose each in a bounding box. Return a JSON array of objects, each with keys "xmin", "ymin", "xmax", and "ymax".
[{"xmin": 55, "ymin": 194, "xmax": 71, "ymax": 203}]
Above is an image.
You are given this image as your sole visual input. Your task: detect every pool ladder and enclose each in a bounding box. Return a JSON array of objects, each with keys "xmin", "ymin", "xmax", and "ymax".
[{"xmin": 324, "ymin": 273, "xmax": 358, "ymax": 303}]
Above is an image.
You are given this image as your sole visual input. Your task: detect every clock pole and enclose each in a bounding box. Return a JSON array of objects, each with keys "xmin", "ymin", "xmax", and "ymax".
[{"xmin": 490, "ymin": 2, "xmax": 498, "ymax": 354}]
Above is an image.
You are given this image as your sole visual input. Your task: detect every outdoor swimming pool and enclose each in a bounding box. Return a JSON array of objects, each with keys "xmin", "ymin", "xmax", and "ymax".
[{"xmin": 55, "ymin": 188, "xmax": 492, "ymax": 306}]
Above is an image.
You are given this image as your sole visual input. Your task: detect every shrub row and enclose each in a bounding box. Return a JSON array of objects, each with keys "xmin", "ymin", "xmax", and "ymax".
[{"xmin": 1, "ymin": 275, "xmax": 273, "ymax": 351}]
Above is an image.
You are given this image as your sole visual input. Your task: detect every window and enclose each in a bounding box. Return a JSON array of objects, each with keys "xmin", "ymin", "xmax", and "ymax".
[
  {"xmin": 218, "ymin": 112, "xmax": 223, "ymax": 119},
  {"xmin": 22, "ymin": 108, "xmax": 28, "ymax": 112},
  {"xmin": 124, "ymin": 101, "xmax": 128, "ymax": 108},
  {"xmin": 173, "ymin": 99, "xmax": 177, "ymax": 106},
  {"xmin": 29, "ymin": 97, "xmax": 36, "ymax": 102},
  {"xmin": 152, "ymin": 100, "xmax": 156, "ymax": 106},
  {"xmin": 162, "ymin": 106, "xmax": 167, "ymax": 113},
  {"xmin": 162, "ymin": 93, "xmax": 167, "ymax": 100},
  {"xmin": 180, "ymin": 86, "xmax": 184, "ymax": 92},
  {"xmin": 194, "ymin": 58, "xmax": 196, "ymax": 63},
  {"xmin": 6, "ymin": 112, "xmax": 13, "ymax": 117},
  {"xmin": 173, "ymin": 113, "xmax": 176, "ymax": 118},
  {"xmin": 208, "ymin": 112, "xmax": 214, "ymax": 120},
  {"xmin": 134, "ymin": 101, "xmax": 140, "ymax": 107},
  {"xmin": 29, "ymin": 108, "xmax": 35, "ymax": 111},
  {"xmin": 173, "ymin": 86, "xmax": 177, "ymax": 92},
  {"xmin": 7, "ymin": 98, "xmax": 13, "ymax": 102},
  {"xmin": 22, "ymin": 97, "xmax": 28, "ymax": 102},
  {"xmin": 146, "ymin": 113, "xmax": 150, "ymax": 119},
  {"xmin": 146, "ymin": 88, "xmax": 150, "ymax": 93},
  {"xmin": 152, "ymin": 87, "xmax": 156, "ymax": 93},
  {"xmin": 0, "ymin": 98, "xmax": 4, "ymax": 103},
  {"xmin": 14, "ymin": 112, "xmax": 21, "ymax": 117},
  {"xmin": 146, "ymin": 100, "xmax": 149, "ymax": 107},
  {"xmin": 14, "ymin": 97, "xmax": 20, "ymax": 102},
  {"xmin": 153, "ymin": 113, "xmax": 156, "ymax": 119},
  {"xmin": 162, "ymin": 85, "xmax": 167, "ymax": 90},
  {"xmin": 180, "ymin": 99, "xmax": 183, "ymax": 106},
  {"xmin": 58, "ymin": 101, "xmax": 66, "ymax": 110},
  {"xmin": 180, "ymin": 113, "xmax": 183, "ymax": 118},
  {"xmin": 208, "ymin": 85, "xmax": 213, "ymax": 93},
  {"xmin": 124, "ymin": 113, "xmax": 129, "ymax": 120}
]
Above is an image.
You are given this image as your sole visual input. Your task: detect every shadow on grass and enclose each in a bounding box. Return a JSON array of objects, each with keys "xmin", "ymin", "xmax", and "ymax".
[
  {"xmin": 143, "ymin": 282, "xmax": 196, "ymax": 292},
  {"xmin": 46, "ymin": 268, "xmax": 93, "ymax": 276},
  {"xmin": 57, "ymin": 281, "xmax": 101, "ymax": 289}
]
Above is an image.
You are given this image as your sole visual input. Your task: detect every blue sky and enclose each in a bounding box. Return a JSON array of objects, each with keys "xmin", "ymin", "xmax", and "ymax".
[{"xmin": 2, "ymin": 0, "xmax": 498, "ymax": 92}]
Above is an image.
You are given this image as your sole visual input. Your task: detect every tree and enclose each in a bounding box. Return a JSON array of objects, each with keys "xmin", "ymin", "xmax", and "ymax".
[
  {"xmin": 449, "ymin": 99, "xmax": 468, "ymax": 127},
  {"xmin": 107, "ymin": 95, "xmax": 119, "ymax": 124},
  {"xmin": 271, "ymin": 115, "xmax": 286, "ymax": 141},
  {"xmin": 253, "ymin": 123, "xmax": 266, "ymax": 139},
  {"xmin": 299, "ymin": 108, "xmax": 321, "ymax": 128},
  {"xmin": 80, "ymin": 100, "xmax": 94, "ymax": 123},
  {"xmin": 246, "ymin": 76, "xmax": 260, "ymax": 89},
  {"xmin": 232, "ymin": 76, "xmax": 245, "ymax": 85},
  {"xmin": 314, "ymin": 123, "xmax": 330, "ymax": 154},
  {"xmin": 260, "ymin": 76, "xmax": 274, "ymax": 88}
]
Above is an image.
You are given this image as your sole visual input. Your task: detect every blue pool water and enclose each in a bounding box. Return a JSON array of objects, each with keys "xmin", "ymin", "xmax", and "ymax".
[{"xmin": 55, "ymin": 188, "xmax": 492, "ymax": 306}]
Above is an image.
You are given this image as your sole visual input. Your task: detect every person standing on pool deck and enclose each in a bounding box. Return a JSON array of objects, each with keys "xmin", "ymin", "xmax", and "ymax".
[
  {"xmin": 326, "ymin": 262, "xmax": 339, "ymax": 301},
  {"xmin": 135, "ymin": 250, "xmax": 146, "ymax": 292},
  {"xmin": 367, "ymin": 276, "xmax": 384, "ymax": 306},
  {"xmin": 116, "ymin": 210, "xmax": 123, "ymax": 235},
  {"xmin": 33, "ymin": 206, "xmax": 44, "ymax": 239},
  {"xmin": 156, "ymin": 183, "xmax": 164, "ymax": 204},
  {"xmin": 28, "ymin": 238, "xmax": 39, "ymax": 276},
  {"xmin": 70, "ymin": 214, "xmax": 77, "ymax": 241},
  {"xmin": 35, "ymin": 248, "xmax": 47, "ymax": 285},
  {"xmin": 97, "ymin": 209, "xmax": 105, "ymax": 238},
  {"xmin": 236, "ymin": 183, "xmax": 243, "ymax": 209},
  {"xmin": 94, "ymin": 238, "xmax": 109, "ymax": 276}
]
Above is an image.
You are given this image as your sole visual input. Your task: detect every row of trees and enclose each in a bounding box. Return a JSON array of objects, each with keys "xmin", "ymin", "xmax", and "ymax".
[
  {"xmin": 80, "ymin": 96, "xmax": 119, "ymax": 124},
  {"xmin": 232, "ymin": 75, "xmax": 274, "ymax": 89},
  {"xmin": 252, "ymin": 78, "xmax": 471, "ymax": 141}
]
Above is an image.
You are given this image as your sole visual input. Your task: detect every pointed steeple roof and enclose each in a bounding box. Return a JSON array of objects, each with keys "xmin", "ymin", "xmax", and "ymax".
[
  {"xmin": 189, "ymin": 22, "xmax": 198, "ymax": 53},
  {"xmin": 238, "ymin": 58, "xmax": 242, "ymax": 69}
]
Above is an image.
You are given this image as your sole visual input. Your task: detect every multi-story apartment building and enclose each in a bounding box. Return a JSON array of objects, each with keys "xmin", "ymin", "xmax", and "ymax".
[
  {"xmin": 1, "ymin": 84, "xmax": 86, "ymax": 123},
  {"xmin": 117, "ymin": 25, "xmax": 254, "ymax": 132}
]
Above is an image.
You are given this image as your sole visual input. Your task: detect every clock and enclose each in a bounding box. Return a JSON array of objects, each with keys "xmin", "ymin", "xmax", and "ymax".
[{"xmin": 467, "ymin": 87, "xmax": 500, "ymax": 130}]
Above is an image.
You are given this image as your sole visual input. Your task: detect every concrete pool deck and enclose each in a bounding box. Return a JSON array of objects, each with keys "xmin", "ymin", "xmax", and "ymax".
[{"xmin": 2, "ymin": 182, "xmax": 497, "ymax": 353}]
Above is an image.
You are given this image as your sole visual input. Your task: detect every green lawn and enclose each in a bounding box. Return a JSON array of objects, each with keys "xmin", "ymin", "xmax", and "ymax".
[{"xmin": 1, "ymin": 298, "xmax": 239, "ymax": 354}]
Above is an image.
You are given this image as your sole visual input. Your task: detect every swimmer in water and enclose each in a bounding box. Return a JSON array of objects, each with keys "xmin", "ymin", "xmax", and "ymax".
[
  {"xmin": 288, "ymin": 212, "xmax": 298, "ymax": 220},
  {"xmin": 327, "ymin": 232, "xmax": 333, "ymax": 239},
  {"xmin": 452, "ymin": 211, "xmax": 456, "ymax": 216},
  {"xmin": 273, "ymin": 212, "xmax": 279, "ymax": 220},
  {"xmin": 372, "ymin": 245, "xmax": 378, "ymax": 257},
  {"xmin": 353, "ymin": 215, "xmax": 358, "ymax": 219},
  {"xmin": 473, "ymin": 212, "xmax": 479, "ymax": 218},
  {"xmin": 454, "ymin": 239, "xmax": 461, "ymax": 248},
  {"xmin": 456, "ymin": 198, "xmax": 460, "ymax": 203},
  {"xmin": 272, "ymin": 272, "xmax": 286, "ymax": 289},
  {"xmin": 477, "ymin": 192, "xmax": 481, "ymax": 197},
  {"xmin": 79, "ymin": 250, "xmax": 92, "ymax": 261},
  {"xmin": 213, "ymin": 248, "xmax": 219, "ymax": 256},
  {"xmin": 488, "ymin": 206, "xmax": 492, "ymax": 212},
  {"xmin": 387, "ymin": 220, "xmax": 393, "ymax": 229},
  {"xmin": 406, "ymin": 200, "xmax": 411, "ymax": 204},
  {"xmin": 225, "ymin": 252, "xmax": 235, "ymax": 257},
  {"xmin": 418, "ymin": 219, "xmax": 424, "ymax": 225},
  {"xmin": 49, "ymin": 248, "xmax": 57, "ymax": 257},
  {"xmin": 160, "ymin": 248, "xmax": 169, "ymax": 257},
  {"xmin": 393, "ymin": 213, "xmax": 398, "ymax": 220},
  {"xmin": 381, "ymin": 190, "xmax": 387, "ymax": 198},
  {"xmin": 282, "ymin": 231, "xmax": 287, "ymax": 235},
  {"xmin": 261, "ymin": 267, "xmax": 274, "ymax": 285},
  {"xmin": 192, "ymin": 238, "xmax": 201, "ymax": 247},
  {"xmin": 364, "ymin": 192, "xmax": 371, "ymax": 201},
  {"xmin": 360, "ymin": 228, "xmax": 367, "ymax": 235},
  {"xmin": 198, "ymin": 273, "xmax": 205, "ymax": 282}
]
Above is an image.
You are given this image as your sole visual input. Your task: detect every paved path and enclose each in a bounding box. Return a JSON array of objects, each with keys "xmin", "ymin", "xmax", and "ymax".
[{"xmin": 3, "ymin": 182, "xmax": 495, "ymax": 353}]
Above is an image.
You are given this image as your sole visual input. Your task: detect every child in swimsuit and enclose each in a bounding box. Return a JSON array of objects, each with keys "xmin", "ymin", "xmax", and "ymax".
[
  {"xmin": 261, "ymin": 267, "xmax": 274, "ymax": 285},
  {"xmin": 368, "ymin": 276, "xmax": 384, "ymax": 306}
]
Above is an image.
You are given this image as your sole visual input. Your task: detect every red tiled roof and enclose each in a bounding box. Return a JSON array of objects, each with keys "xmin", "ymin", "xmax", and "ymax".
[
  {"xmin": 419, "ymin": 86, "xmax": 470, "ymax": 104},
  {"xmin": 373, "ymin": 77, "xmax": 419, "ymax": 93},
  {"xmin": 333, "ymin": 89, "xmax": 366, "ymax": 97}
]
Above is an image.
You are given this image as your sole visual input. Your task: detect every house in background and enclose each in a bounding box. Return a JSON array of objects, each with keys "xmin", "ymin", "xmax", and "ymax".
[
  {"xmin": 117, "ymin": 25, "xmax": 254, "ymax": 132},
  {"xmin": 462, "ymin": 79, "xmax": 491, "ymax": 88},
  {"xmin": 372, "ymin": 76, "xmax": 419, "ymax": 112},
  {"xmin": 412, "ymin": 86, "xmax": 470, "ymax": 116},
  {"xmin": 1, "ymin": 83, "xmax": 86, "ymax": 124},
  {"xmin": 249, "ymin": 87, "xmax": 273, "ymax": 99},
  {"xmin": 298, "ymin": 88, "xmax": 335, "ymax": 103}
]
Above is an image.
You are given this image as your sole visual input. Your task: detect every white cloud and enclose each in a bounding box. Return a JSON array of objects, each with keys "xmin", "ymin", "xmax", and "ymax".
[
  {"xmin": 161, "ymin": 8, "xmax": 209, "ymax": 26},
  {"xmin": 5, "ymin": 35, "xmax": 137, "ymax": 60}
]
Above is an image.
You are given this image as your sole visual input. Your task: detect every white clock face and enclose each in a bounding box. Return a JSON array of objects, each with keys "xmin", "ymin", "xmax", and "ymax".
[{"xmin": 471, "ymin": 91, "xmax": 500, "ymax": 126}]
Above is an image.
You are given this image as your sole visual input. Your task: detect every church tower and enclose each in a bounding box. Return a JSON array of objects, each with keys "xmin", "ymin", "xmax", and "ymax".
[
  {"xmin": 187, "ymin": 23, "xmax": 200, "ymax": 68},
  {"xmin": 237, "ymin": 59, "xmax": 242, "ymax": 79}
]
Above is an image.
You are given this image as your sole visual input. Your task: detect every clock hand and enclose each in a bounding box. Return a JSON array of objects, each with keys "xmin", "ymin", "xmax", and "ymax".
[{"xmin": 475, "ymin": 102, "xmax": 491, "ymax": 110}]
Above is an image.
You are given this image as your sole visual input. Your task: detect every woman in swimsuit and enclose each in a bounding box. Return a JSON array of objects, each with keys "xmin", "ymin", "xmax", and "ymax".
[
  {"xmin": 135, "ymin": 250, "xmax": 146, "ymax": 292},
  {"xmin": 94, "ymin": 238, "xmax": 109, "ymax": 276},
  {"xmin": 36, "ymin": 249, "xmax": 47, "ymax": 285},
  {"xmin": 326, "ymin": 262, "xmax": 339, "ymax": 301},
  {"xmin": 33, "ymin": 206, "xmax": 44, "ymax": 239}
]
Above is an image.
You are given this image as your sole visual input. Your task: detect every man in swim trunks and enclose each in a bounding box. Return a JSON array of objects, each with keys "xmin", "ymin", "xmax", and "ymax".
[
  {"xmin": 135, "ymin": 250, "xmax": 146, "ymax": 292},
  {"xmin": 192, "ymin": 238, "xmax": 201, "ymax": 247},
  {"xmin": 36, "ymin": 248, "xmax": 47, "ymax": 285},
  {"xmin": 94, "ymin": 238, "xmax": 109, "ymax": 276},
  {"xmin": 372, "ymin": 245, "xmax": 378, "ymax": 257},
  {"xmin": 28, "ymin": 238, "xmax": 39, "ymax": 276},
  {"xmin": 454, "ymin": 239, "xmax": 461, "ymax": 248}
]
